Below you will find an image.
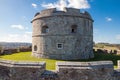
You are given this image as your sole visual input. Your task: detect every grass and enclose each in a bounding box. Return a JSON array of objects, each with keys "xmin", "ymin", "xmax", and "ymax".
[
  {"xmin": 0, "ymin": 52, "xmax": 120, "ymax": 70},
  {"xmin": 0, "ymin": 52, "xmax": 62, "ymax": 70},
  {"xmin": 78, "ymin": 53, "xmax": 120, "ymax": 68}
]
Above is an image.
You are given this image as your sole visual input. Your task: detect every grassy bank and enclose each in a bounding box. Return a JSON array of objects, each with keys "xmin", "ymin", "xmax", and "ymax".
[{"xmin": 0, "ymin": 52, "xmax": 120, "ymax": 70}]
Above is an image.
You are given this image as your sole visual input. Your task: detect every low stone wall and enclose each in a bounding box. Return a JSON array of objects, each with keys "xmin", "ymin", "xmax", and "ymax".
[
  {"xmin": 0, "ymin": 60, "xmax": 45, "ymax": 80},
  {"xmin": 56, "ymin": 61, "xmax": 114, "ymax": 80},
  {"xmin": 0, "ymin": 48, "xmax": 32, "ymax": 55},
  {"xmin": 0, "ymin": 60, "xmax": 120, "ymax": 80}
]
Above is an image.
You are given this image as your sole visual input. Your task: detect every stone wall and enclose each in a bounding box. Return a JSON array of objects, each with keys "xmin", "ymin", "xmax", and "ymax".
[
  {"xmin": 0, "ymin": 60, "xmax": 45, "ymax": 80},
  {"xmin": 56, "ymin": 61, "xmax": 114, "ymax": 80},
  {"xmin": 0, "ymin": 60, "xmax": 120, "ymax": 80}
]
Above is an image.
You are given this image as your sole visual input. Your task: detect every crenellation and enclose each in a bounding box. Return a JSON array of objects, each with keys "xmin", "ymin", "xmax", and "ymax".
[
  {"xmin": 40, "ymin": 8, "xmax": 56, "ymax": 16},
  {"xmin": 32, "ymin": 8, "xmax": 93, "ymax": 23},
  {"xmin": 63, "ymin": 8, "xmax": 80, "ymax": 14}
]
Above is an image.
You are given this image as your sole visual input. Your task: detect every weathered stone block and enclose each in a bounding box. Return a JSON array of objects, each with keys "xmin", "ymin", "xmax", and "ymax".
[
  {"xmin": 0, "ymin": 60, "xmax": 45, "ymax": 80},
  {"xmin": 56, "ymin": 61, "xmax": 114, "ymax": 80}
]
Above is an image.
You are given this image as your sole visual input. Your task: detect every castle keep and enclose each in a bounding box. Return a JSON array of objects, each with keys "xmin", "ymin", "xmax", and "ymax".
[{"xmin": 31, "ymin": 8, "xmax": 94, "ymax": 60}]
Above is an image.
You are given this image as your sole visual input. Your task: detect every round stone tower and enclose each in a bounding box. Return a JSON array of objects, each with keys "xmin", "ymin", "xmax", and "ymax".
[{"xmin": 31, "ymin": 8, "xmax": 94, "ymax": 60}]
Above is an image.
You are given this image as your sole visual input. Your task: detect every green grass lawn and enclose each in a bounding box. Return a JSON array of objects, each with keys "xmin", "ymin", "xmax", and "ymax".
[
  {"xmin": 0, "ymin": 52, "xmax": 62, "ymax": 70},
  {"xmin": 0, "ymin": 52, "xmax": 120, "ymax": 70}
]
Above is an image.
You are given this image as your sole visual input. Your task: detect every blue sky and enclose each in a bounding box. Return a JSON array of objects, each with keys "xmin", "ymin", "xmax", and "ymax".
[{"xmin": 0, "ymin": 0, "xmax": 120, "ymax": 43}]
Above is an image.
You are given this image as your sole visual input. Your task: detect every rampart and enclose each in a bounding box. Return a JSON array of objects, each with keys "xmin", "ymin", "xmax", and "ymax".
[{"xmin": 0, "ymin": 60, "xmax": 120, "ymax": 80}]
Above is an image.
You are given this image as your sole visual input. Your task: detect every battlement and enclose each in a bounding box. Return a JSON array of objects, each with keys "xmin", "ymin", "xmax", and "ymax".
[
  {"xmin": 39, "ymin": 8, "xmax": 80, "ymax": 15},
  {"xmin": 32, "ymin": 8, "xmax": 93, "ymax": 22}
]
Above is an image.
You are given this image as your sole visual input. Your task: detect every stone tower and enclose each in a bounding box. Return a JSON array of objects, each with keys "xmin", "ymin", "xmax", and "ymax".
[{"xmin": 31, "ymin": 8, "xmax": 94, "ymax": 60}]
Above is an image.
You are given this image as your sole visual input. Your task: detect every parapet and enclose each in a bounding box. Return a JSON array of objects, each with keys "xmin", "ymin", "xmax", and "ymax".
[
  {"xmin": 41, "ymin": 8, "xmax": 56, "ymax": 14},
  {"xmin": 32, "ymin": 7, "xmax": 93, "ymax": 22},
  {"xmin": 39, "ymin": 8, "xmax": 80, "ymax": 16},
  {"xmin": 56, "ymin": 61, "xmax": 115, "ymax": 80},
  {"xmin": 0, "ymin": 60, "xmax": 45, "ymax": 80},
  {"xmin": 63, "ymin": 8, "xmax": 80, "ymax": 14},
  {"xmin": 0, "ymin": 60, "xmax": 120, "ymax": 80},
  {"xmin": 56, "ymin": 61, "xmax": 114, "ymax": 70},
  {"xmin": 0, "ymin": 59, "xmax": 45, "ymax": 68}
]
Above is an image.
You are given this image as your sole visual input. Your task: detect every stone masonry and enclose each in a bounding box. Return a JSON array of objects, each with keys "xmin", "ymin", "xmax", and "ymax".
[
  {"xmin": 0, "ymin": 60, "xmax": 45, "ymax": 80},
  {"xmin": 56, "ymin": 61, "xmax": 114, "ymax": 80},
  {"xmin": 0, "ymin": 60, "xmax": 120, "ymax": 80},
  {"xmin": 31, "ymin": 8, "xmax": 94, "ymax": 60}
]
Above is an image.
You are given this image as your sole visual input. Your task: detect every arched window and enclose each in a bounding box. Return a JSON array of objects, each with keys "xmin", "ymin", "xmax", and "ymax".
[
  {"xmin": 34, "ymin": 45, "xmax": 37, "ymax": 51},
  {"xmin": 71, "ymin": 25, "xmax": 77, "ymax": 33},
  {"xmin": 42, "ymin": 25, "xmax": 49, "ymax": 33}
]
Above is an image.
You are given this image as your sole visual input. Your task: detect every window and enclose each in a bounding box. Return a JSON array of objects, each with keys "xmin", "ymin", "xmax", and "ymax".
[
  {"xmin": 57, "ymin": 43, "xmax": 63, "ymax": 49},
  {"xmin": 34, "ymin": 45, "xmax": 37, "ymax": 51},
  {"xmin": 42, "ymin": 26, "xmax": 49, "ymax": 33},
  {"xmin": 71, "ymin": 25, "xmax": 77, "ymax": 33}
]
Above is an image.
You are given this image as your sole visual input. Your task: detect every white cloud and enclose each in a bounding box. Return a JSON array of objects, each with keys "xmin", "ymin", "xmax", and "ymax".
[
  {"xmin": 25, "ymin": 31, "xmax": 32, "ymax": 34},
  {"xmin": 32, "ymin": 3, "xmax": 37, "ymax": 8},
  {"xmin": 67, "ymin": 0, "xmax": 90, "ymax": 9},
  {"xmin": 11, "ymin": 25, "xmax": 24, "ymax": 30},
  {"xmin": 9, "ymin": 34, "xmax": 19, "ymax": 37},
  {"xmin": 25, "ymin": 27, "xmax": 29, "ymax": 30},
  {"xmin": 105, "ymin": 17, "xmax": 112, "ymax": 22},
  {"xmin": 5, "ymin": 32, "xmax": 32, "ymax": 42},
  {"xmin": 41, "ymin": 0, "xmax": 90, "ymax": 10}
]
